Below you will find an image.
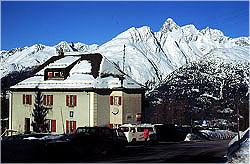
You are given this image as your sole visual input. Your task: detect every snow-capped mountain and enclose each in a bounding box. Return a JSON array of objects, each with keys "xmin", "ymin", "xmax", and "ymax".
[
  {"xmin": 1, "ymin": 18, "xmax": 249, "ymax": 90},
  {"xmin": 0, "ymin": 42, "xmax": 98, "ymax": 79},
  {"xmin": 96, "ymin": 18, "xmax": 249, "ymax": 88},
  {"xmin": 144, "ymin": 47, "xmax": 249, "ymax": 128}
]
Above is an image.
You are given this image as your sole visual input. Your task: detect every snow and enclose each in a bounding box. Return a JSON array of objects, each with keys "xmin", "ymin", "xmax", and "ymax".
[
  {"xmin": 1, "ymin": 18, "xmax": 249, "ymax": 90},
  {"xmin": 227, "ymin": 127, "xmax": 249, "ymax": 163},
  {"xmin": 48, "ymin": 56, "xmax": 81, "ymax": 68},
  {"xmin": 200, "ymin": 130, "xmax": 237, "ymax": 140},
  {"xmin": 99, "ymin": 56, "xmax": 124, "ymax": 77},
  {"xmin": 201, "ymin": 93, "xmax": 220, "ymax": 100},
  {"xmin": 184, "ymin": 130, "xmax": 238, "ymax": 141},
  {"xmin": 11, "ymin": 55, "xmax": 143, "ymax": 89},
  {"xmin": 70, "ymin": 60, "xmax": 92, "ymax": 75}
]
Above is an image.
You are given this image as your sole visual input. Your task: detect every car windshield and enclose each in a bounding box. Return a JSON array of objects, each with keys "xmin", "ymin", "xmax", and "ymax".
[
  {"xmin": 119, "ymin": 127, "xmax": 129, "ymax": 132},
  {"xmin": 137, "ymin": 127, "xmax": 153, "ymax": 132},
  {"xmin": 116, "ymin": 129, "xmax": 126, "ymax": 137},
  {"xmin": 76, "ymin": 128, "xmax": 97, "ymax": 134}
]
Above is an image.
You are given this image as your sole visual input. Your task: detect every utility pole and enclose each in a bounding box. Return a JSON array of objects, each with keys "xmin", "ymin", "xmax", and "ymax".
[
  {"xmin": 236, "ymin": 90, "xmax": 241, "ymax": 148},
  {"xmin": 123, "ymin": 45, "xmax": 126, "ymax": 73}
]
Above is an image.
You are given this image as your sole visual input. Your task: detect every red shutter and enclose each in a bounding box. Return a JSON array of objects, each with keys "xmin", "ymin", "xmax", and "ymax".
[
  {"xmin": 136, "ymin": 113, "xmax": 141, "ymax": 121},
  {"xmin": 110, "ymin": 96, "xmax": 113, "ymax": 105},
  {"xmin": 119, "ymin": 96, "xmax": 121, "ymax": 105},
  {"xmin": 66, "ymin": 120, "xmax": 69, "ymax": 134},
  {"xmin": 66, "ymin": 95, "xmax": 69, "ymax": 106},
  {"xmin": 73, "ymin": 121, "xmax": 76, "ymax": 133},
  {"xmin": 23, "ymin": 94, "xmax": 25, "ymax": 104},
  {"xmin": 43, "ymin": 95, "xmax": 46, "ymax": 105},
  {"xmin": 50, "ymin": 95, "xmax": 53, "ymax": 105},
  {"xmin": 73, "ymin": 95, "xmax": 76, "ymax": 106},
  {"xmin": 29, "ymin": 95, "xmax": 32, "ymax": 105},
  {"xmin": 51, "ymin": 120, "xmax": 56, "ymax": 132}
]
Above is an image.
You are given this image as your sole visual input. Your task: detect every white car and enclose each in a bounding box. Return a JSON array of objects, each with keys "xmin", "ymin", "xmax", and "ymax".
[{"xmin": 119, "ymin": 123, "xmax": 157, "ymax": 143}]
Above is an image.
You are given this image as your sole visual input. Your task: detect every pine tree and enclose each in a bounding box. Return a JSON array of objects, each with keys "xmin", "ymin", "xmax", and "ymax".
[{"xmin": 31, "ymin": 91, "xmax": 49, "ymax": 133}]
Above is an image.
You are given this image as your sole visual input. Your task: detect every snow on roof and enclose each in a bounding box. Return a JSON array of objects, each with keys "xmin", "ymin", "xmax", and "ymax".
[
  {"xmin": 120, "ymin": 123, "xmax": 154, "ymax": 127},
  {"xmin": 64, "ymin": 52, "xmax": 83, "ymax": 56},
  {"xmin": 70, "ymin": 60, "xmax": 92, "ymax": 75},
  {"xmin": 35, "ymin": 56, "xmax": 81, "ymax": 75},
  {"xmin": 11, "ymin": 54, "xmax": 144, "ymax": 90},
  {"xmin": 99, "ymin": 56, "xmax": 123, "ymax": 77},
  {"xmin": 11, "ymin": 74, "xmax": 142, "ymax": 89},
  {"xmin": 47, "ymin": 56, "xmax": 80, "ymax": 68}
]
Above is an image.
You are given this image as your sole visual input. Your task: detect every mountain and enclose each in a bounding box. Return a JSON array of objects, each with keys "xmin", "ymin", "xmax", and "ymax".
[
  {"xmin": 0, "ymin": 18, "xmax": 249, "ymax": 90},
  {"xmin": 144, "ymin": 47, "xmax": 249, "ymax": 130},
  {"xmin": 1, "ymin": 18, "xmax": 249, "ymax": 128},
  {"xmin": 96, "ymin": 18, "xmax": 249, "ymax": 88},
  {"xmin": 0, "ymin": 42, "xmax": 98, "ymax": 79}
]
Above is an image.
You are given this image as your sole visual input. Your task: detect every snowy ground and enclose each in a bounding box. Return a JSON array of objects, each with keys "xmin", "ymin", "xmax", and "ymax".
[
  {"xmin": 184, "ymin": 129, "xmax": 237, "ymax": 141},
  {"xmin": 184, "ymin": 128, "xmax": 249, "ymax": 163},
  {"xmin": 226, "ymin": 127, "xmax": 249, "ymax": 163}
]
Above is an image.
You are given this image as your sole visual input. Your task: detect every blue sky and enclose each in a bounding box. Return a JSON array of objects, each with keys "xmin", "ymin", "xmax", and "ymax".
[{"xmin": 1, "ymin": 1, "xmax": 249, "ymax": 50}]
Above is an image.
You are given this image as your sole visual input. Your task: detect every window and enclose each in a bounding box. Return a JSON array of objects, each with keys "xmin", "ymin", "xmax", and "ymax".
[
  {"xmin": 46, "ymin": 119, "xmax": 56, "ymax": 132},
  {"xmin": 43, "ymin": 95, "xmax": 53, "ymax": 106},
  {"xmin": 47, "ymin": 71, "xmax": 64, "ymax": 80},
  {"xmin": 66, "ymin": 95, "xmax": 77, "ymax": 107},
  {"xmin": 69, "ymin": 111, "xmax": 74, "ymax": 118},
  {"xmin": 110, "ymin": 96, "xmax": 121, "ymax": 105},
  {"xmin": 48, "ymin": 72, "xmax": 53, "ymax": 77},
  {"xmin": 23, "ymin": 94, "xmax": 32, "ymax": 105},
  {"xmin": 119, "ymin": 127, "xmax": 129, "ymax": 132},
  {"xmin": 66, "ymin": 120, "xmax": 76, "ymax": 134}
]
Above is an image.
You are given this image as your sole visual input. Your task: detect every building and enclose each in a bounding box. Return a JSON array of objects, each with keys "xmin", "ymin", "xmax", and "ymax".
[{"xmin": 9, "ymin": 53, "xmax": 145, "ymax": 135}]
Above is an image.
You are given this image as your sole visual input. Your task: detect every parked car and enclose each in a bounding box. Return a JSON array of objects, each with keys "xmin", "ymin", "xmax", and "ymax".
[
  {"xmin": 74, "ymin": 127, "xmax": 127, "ymax": 154},
  {"xmin": 112, "ymin": 128, "xmax": 128, "ymax": 148},
  {"xmin": 119, "ymin": 124, "xmax": 157, "ymax": 143}
]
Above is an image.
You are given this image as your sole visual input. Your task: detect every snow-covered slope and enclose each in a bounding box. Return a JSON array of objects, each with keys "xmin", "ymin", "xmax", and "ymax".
[
  {"xmin": 94, "ymin": 18, "xmax": 249, "ymax": 88},
  {"xmin": 1, "ymin": 18, "xmax": 249, "ymax": 89},
  {"xmin": 0, "ymin": 42, "xmax": 98, "ymax": 79}
]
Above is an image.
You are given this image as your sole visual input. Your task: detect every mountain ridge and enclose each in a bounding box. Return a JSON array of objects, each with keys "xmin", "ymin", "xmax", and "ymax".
[{"xmin": 1, "ymin": 18, "xmax": 249, "ymax": 90}]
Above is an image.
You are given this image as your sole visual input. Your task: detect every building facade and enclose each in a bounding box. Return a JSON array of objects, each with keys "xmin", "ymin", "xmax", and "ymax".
[{"xmin": 9, "ymin": 53, "xmax": 144, "ymax": 135}]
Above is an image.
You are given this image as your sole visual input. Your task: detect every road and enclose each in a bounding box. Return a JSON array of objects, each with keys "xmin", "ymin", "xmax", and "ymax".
[
  {"xmin": 82, "ymin": 140, "xmax": 230, "ymax": 163},
  {"xmin": 1, "ymin": 139, "xmax": 230, "ymax": 163}
]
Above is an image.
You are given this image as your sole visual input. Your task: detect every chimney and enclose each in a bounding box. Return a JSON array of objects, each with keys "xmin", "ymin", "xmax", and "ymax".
[{"xmin": 58, "ymin": 47, "xmax": 64, "ymax": 56}]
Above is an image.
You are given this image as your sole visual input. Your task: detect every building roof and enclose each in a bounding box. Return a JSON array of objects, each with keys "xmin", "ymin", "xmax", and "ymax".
[{"xmin": 11, "ymin": 53, "xmax": 144, "ymax": 90}]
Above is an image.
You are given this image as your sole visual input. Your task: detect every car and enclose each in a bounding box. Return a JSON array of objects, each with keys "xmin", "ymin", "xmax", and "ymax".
[
  {"xmin": 119, "ymin": 123, "xmax": 157, "ymax": 143},
  {"xmin": 112, "ymin": 128, "xmax": 128, "ymax": 148},
  {"xmin": 75, "ymin": 127, "xmax": 127, "ymax": 154}
]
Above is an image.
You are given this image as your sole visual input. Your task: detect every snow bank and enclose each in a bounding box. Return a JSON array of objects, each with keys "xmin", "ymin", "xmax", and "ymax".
[
  {"xmin": 200, "ymin": 130, "xmax": 237, "ymax": 140},
  {"xmin": 184, "ymin": 133, "xmax": 204, "ymax": 141},
  {"xmin": 227, "ymin": 127, "xmax": 249, "ymax": 163},
  {"xmin": 184, "ymin": 130, "xmax": 237, "ymax": 141}
]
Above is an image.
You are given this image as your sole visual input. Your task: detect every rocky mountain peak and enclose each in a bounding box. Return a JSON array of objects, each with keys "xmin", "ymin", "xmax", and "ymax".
[{"xmin": 159, "ymin": 18, "xmax": 180, "ymax": 33}]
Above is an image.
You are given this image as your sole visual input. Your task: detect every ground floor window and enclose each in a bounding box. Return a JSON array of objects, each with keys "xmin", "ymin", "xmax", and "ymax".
[
  {"xmin": 66, "ymin": 120, "xmax": 76, "ymax": 134},
  {"xmin": 46, "ymin": 119, "xmax": 56, "ymax": 132}
]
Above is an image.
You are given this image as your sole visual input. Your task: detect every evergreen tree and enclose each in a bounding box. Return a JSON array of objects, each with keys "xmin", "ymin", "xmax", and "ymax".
[{"xmin": 31, "ymin": 91, "xmax": 49, "ymax": 133}]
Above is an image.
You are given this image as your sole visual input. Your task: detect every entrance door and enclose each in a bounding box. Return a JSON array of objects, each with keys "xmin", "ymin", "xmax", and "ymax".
[{"xmin": 25, "ymin": 118, "xmax": 30, "ymax": 134}]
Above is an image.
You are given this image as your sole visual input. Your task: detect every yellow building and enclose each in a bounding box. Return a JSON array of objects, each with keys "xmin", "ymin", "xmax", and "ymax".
[{"xmin": 9, "ymin": 53, "xmax": 144, "ymax": 135}]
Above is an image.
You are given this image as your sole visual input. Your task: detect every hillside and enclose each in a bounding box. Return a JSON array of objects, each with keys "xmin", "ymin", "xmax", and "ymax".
[{"xmin": 145, "ymin": 48, "xmax": 249, "ymax": 130}]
